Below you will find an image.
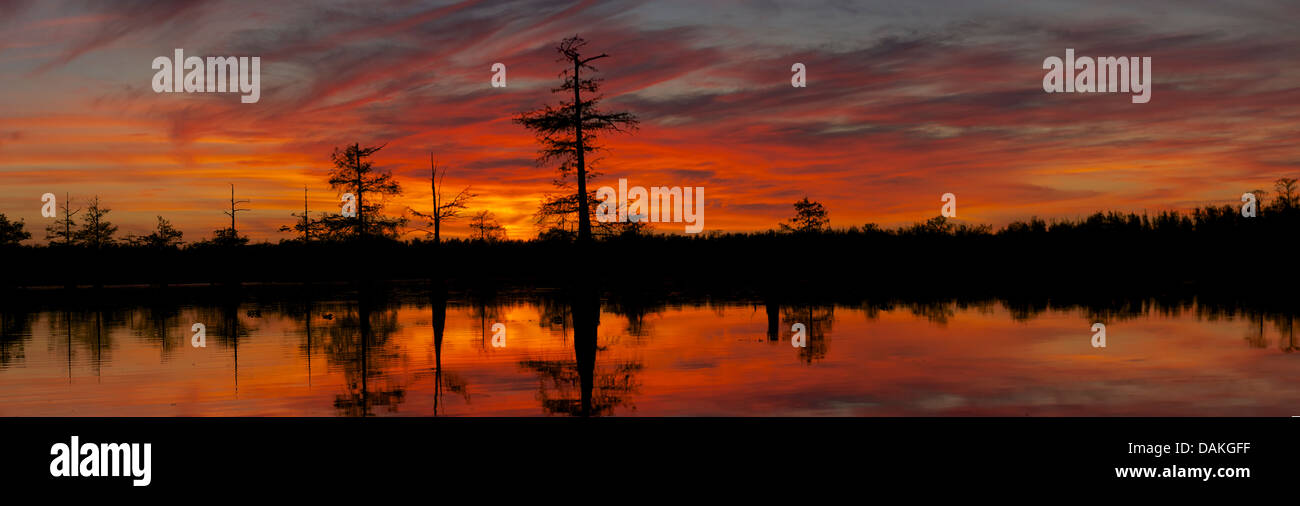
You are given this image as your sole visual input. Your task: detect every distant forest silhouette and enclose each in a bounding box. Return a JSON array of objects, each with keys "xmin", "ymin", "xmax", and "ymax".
[
  {"xmin": 2, "ymin": 187, "xmax": 1298, "ymax": 298},
  {"xmin": 1, "ymin": 176, "xmax": 1298, "ymax": 295},
  {"xmin": 1, "ymin": 173, "xmax": 1296, "ymax": 292}
]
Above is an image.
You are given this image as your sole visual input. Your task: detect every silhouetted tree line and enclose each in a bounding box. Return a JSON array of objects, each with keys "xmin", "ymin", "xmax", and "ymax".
[{"xmin": 1, "ymin": 176, "xmax": 1297, "ymax": 297}]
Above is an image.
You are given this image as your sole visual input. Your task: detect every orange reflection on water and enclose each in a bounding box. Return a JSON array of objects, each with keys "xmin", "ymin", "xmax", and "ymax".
[{"xmin": 0, "ymin": 298, "xmax": 1296, "ymax": 416}]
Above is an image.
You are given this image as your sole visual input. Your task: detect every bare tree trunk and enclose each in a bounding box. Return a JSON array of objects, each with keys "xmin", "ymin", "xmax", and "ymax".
[
  {"xmin": 431, "ymin": 168, "xmax": 441, "ymax": 246},
  {"xmin": 573, "ymin": 58, "xmax": 591, "ymax": 243},
  {"xmin": 354, "ymin": 144, "xmax": 364, "ymax": 241},
  {"xmin": 302, "ymin": 186, "xmax": 309, "ymax": 242},
  {"xmin": 63, "ymin": 193, "xmax": 72, "ymax": 246},
  {"xmin": 229, "ymin": 186, "xmax": 236, "ymax": 232}
]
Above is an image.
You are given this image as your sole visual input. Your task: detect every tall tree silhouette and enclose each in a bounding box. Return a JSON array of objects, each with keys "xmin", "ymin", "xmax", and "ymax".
[
  {"xmin": 1248, "ymin": 188, "xmax": 1269, "ymax": 214},
  {"xmin": 1273, "ymin": 177, "xmax": 1297, "ymax": 211},
  {"xmin": 222, "ymin": 183, "xmax": 251, "ymax": 235},
  {"xmin": 131, "ymin": 216, "xmax": 183, "ymax": 248},
  {"xmin": 327, "ymin": 143, "xmax": 403, "ymax": 240},
  {"xmin": 206, "ymin": 185, "xmax": 250, "ymax": 247},
  {"xmin": 280, "ymin": 185, "xmax": 325, "ymax": 242},
  {"xmin": 75, "ymin": 196, "xmax": 117, "ymax": 248},
  {"xmin": 468, "ymin": 210, "xmax": 506, "ymax": 242},
  {"xmin": 409, "ymin": 154, "xmax": 473, "ymax": 245},
  {"xmin": 44, "ymin": 193, "xmax": 79, "ymax": 246},
  {"xmin": 779, "ymin": 197, "xmax": 829, "ymax": 233},
  {"xmin": 515, "ymin": 36, "xmax": 638, "ymax": 243}
]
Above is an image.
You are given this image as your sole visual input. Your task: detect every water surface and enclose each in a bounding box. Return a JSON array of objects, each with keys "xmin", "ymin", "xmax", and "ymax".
[{"xmin": 0, "ymin": 290, "xmax": 1296, "ymax": 416}]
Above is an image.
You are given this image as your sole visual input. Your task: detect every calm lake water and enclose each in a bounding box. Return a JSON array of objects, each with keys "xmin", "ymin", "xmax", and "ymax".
[{"xmin": 1, "ymin": 288, "xmax": 1297, "ymax": 416}]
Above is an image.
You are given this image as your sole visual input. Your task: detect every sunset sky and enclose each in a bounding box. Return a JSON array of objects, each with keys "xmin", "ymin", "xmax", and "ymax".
[{"xmin": 1, "ymin": 0, "xmax": 1297, "ymax": 243}]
